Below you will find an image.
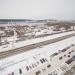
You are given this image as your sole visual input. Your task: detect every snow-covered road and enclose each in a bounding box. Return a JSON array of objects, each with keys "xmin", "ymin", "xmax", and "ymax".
[{"xmin": 0, "ymin": 31, "xmax": 75, "ymax": 52}]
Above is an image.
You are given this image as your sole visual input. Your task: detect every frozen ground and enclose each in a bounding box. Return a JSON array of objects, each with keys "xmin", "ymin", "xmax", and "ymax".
[
  {"xmin": 0, "ymin": 34, "xmax": 75, "ymax": 75},
  {"xmin": 0, "ymin": 31, "xmax": 75, "ymax": 52}
]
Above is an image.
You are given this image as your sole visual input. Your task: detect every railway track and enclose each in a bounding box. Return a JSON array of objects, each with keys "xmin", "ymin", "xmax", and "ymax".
[{"xmin": 0, "ymin": 33, "xmax": 75, "ymax": 59}]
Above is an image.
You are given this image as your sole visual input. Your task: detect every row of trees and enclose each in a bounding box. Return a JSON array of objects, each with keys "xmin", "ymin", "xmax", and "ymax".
[{"xmin": 47, "ymin": 22, "xmax": 75, "ymax": 31}]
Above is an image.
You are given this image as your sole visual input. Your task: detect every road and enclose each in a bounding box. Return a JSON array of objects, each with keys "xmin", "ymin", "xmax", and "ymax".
[{"xmin": 0, "ymin": 33, "xmax": 75, "ymax": 59}]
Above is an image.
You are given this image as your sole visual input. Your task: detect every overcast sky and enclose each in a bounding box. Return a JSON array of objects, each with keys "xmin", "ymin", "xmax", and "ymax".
[{"xmin": 0, "ymin": 0, "xmax": 75, "ymax": 20}]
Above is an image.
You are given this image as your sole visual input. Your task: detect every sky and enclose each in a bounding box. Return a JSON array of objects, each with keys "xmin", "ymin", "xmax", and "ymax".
[{"xmin": 0, "ymin": 0, "xmax": 75, "ymax": 20}]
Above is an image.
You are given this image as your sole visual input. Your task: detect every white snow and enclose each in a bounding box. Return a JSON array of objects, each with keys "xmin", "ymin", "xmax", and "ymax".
[
  {"xmin": 0, "ymin": 31, "xmax": 75, "ymax": 52},
  {"xmin": 0, "ymin": 34, "xmax": 75, "ymax": 75}
]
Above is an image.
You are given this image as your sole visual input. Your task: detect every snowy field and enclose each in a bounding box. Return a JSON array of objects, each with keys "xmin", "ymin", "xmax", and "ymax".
[
  {"xmin": 0, "ymin": 34, "xmax": 75, "ymax": 75},
  {"xmin": 0, "ymin": 31, "xmax": 75, "ymax": 52}
]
